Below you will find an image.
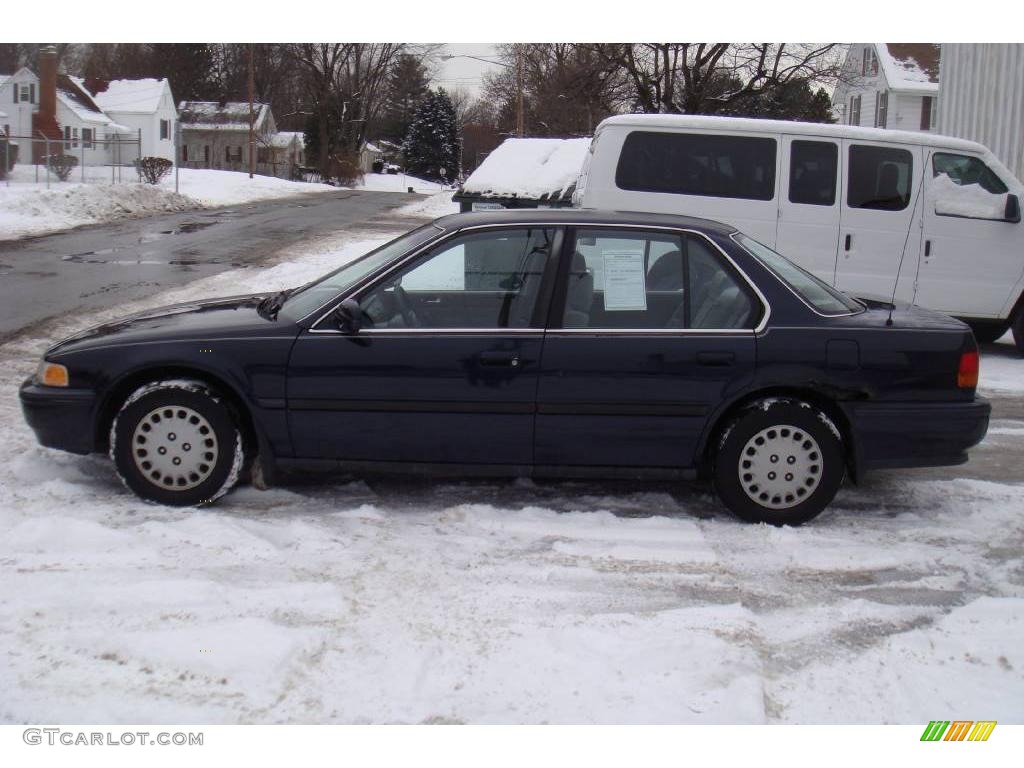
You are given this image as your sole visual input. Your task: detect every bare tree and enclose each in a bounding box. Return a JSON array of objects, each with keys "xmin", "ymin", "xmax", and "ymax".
[
  {"xmin": 284, "ymin": 44, "xmax": 355, "ymax": 176},
  {"xmin": 590, "ymin": 43, "xmax": 844, "ymax": 115}
]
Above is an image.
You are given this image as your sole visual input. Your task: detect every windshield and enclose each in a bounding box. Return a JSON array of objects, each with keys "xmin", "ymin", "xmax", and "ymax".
[
  {"xmin": 279, "ymin": 224, "xmax": 442, "ymax": 321},
  {"xmin": 732, "ymin": 233, "xmax": 864, "ymax": 316}
]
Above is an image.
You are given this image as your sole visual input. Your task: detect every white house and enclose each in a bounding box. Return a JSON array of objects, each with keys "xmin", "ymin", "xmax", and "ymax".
[
  {"xmin": 91, "ymin": 78, "xmax": 177, "ymax": 162},
  {"xmin": 0, "ymin": 66, "xmax": 135, "ymax": 165},
  {"xmin": 938, "ymin": 44, "xmax": 1024, "ymax": 183},
  {"xmin": 178, "ymin": 101, "xmax": 279, "ymax": 174},
  {"xmin": 832, "ymin": 44, "xmax": 940, "ymax": 133}
]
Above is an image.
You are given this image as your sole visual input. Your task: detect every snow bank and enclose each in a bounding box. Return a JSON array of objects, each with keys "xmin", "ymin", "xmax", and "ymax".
[
  {"xmin": 461, "ymin": 138, "xmax": 590, "ymax": 199},
  {"xmin": 353, "ymin": 171, "xmax": 446, "ymax": 194},
  {"xmin": 158, "ymin": 168, "xmax": 336, "ymax": 207},
  {"xmin": 0, "ymin": 181, "xmax": 198, "ymax": 240}
]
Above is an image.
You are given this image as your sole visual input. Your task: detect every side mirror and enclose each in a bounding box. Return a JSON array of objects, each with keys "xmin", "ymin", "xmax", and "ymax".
[
  {"xmin": 1005, "ymin": 193, "xmax": 1021, "ymax": 223},
  {"xmin": 333, "ymin": 298, "xmax": 362, "ymax": 334}
]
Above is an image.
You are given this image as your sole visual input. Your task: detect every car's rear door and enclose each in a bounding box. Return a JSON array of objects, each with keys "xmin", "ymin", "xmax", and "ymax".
[
  {"xmin": 534, "ymin": 226, "xmax": 761, "ymax": 471},
  {"xmin": 286, "ymin": 226, "xmax": 560, "ymax": 466}
]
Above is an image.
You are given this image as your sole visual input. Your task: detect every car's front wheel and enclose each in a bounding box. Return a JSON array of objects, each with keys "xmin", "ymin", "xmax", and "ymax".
[
  {"xmin": 713, "ymin": 398, "xmax": 845, "ymax": 526},
  {"xmin": 110, "ymin": 379, "xmax": 244, "ymax": 506}
]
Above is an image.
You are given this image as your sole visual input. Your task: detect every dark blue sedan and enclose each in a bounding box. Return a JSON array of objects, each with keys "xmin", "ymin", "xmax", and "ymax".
[{"xmin": 20, "ymin": 210, "xmax": 990, "ymax": 525}]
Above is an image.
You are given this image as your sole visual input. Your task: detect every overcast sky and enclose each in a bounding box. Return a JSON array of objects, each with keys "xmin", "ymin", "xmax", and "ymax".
[{"xmin": 431, "ymin": 44, "xmax": 500, "ymax": 98}]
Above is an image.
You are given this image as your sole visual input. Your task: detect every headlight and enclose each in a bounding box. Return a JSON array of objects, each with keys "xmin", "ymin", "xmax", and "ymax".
[{"xmin": 36, "ymin": 360, "xmax": 69, "ymax": 387}]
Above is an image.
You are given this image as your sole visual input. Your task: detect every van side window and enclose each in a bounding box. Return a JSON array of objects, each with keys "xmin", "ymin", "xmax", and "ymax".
[
  {"xmin": 615, "ymin": 131, "xmax": 777, "ymax": 201},
  {"xmin": 932, "ymin": 153, "xmax": 1008, "ymax": 194},
  {"xmin": 847, "ymin": 145, "xmax": 913, "ymax": 211},
  {"xmin": 563, "ymin": 230, "xmax": 758, "ymax": 330},
  {"xmin": 789, "ymin": 141, "xmax": 838, "ymax": 206}
]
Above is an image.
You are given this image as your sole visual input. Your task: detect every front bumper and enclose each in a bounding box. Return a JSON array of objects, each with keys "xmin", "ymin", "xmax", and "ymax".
[
  {"xmin": 19, "ymin": 378, "xmax": 98, "ymax": 455},
  {"xmin": 841, "ymin": 398, "xmax": 991, "ymax": 475}
]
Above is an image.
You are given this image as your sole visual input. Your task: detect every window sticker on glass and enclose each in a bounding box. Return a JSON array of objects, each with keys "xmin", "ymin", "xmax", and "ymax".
[{"xmin": 603, "ymin": 250, "xmax": 648, "ymax": 311}]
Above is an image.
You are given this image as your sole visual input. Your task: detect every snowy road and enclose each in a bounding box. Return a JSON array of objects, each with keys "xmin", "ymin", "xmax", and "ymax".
[
  {"xmin": 0, "ymin": 189, "xmax": 420, "ymax": 339},
  {"xmin": 1, "ymin": 194, "xmax": 1022, "ymax": 724}
]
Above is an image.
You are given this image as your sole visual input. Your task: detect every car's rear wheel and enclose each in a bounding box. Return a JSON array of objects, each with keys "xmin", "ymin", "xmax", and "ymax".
[
  {"xmin": 967, "ymin": 320, "xmax": 1009, "ymax": 345},
  {"xmin": 713, "ymin": 398, "xmax": 844, "ymax": 526},
  {"xmin": 110, "ymin": 379, "xmax": 244, "ymax": 506},
  {"xmin": 1012, "ymin": 308, "xmax": 1024, "ymax": 356}
]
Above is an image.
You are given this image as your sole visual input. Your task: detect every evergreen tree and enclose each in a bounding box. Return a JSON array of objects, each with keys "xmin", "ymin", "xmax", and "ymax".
[
  {"xmin": 378, "ymin": 54, "xmax": 431, "ymax": 144},
  {"xmin": 401, "ymin": 88, "xmax": 459, "ymax": 183}
]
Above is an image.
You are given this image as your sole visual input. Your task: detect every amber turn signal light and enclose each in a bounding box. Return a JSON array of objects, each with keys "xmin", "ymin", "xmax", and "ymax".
[
  {"xmin": 39, "ymin": 362, "xmax": 69, "ymax": 387},
  {"xmin": 957, "ymin": 350, "xmax": 979, "ymax": 389}
]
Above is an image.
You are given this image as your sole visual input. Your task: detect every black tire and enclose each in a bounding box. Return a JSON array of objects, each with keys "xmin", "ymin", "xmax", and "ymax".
[
  {"xmin": 1013, "ymin": 309, "xmax": 1024, "ymax": 356},
  {"xmin": 110, "ymin": 379, "xmax": 244, "ymax": 506},
  {"xmin": 967, "ymin": 321, "xmax": 1009, "ymax": 345},
  {"xmin": 713, "ymin": 399, "xmax": 845, "ymax": 526}
]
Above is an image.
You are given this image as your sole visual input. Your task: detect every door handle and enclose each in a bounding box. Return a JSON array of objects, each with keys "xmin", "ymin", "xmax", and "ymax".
[
  {"xmin": 422, "ymin": 297, "xmax": 442, "ymax": 304},
  {"xmin": 697, "ymin": 351, "xmax": 735, "ymax": 367},
  {"xmin": 924, "ymin": 240, "xmax": 931, "ymax": 257},
  {"xmin": 844, "ymin": 233, "xmax": 852, "ymax": 252},
  {"xmin": 478, "ymin": 351, "xmax": 521, "ymax": 368}
]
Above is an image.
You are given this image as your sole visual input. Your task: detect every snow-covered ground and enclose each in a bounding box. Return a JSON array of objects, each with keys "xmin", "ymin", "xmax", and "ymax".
[
  {"xmin": 978, "ymin": 331, "xmax": 1024, "ymax": 395},
  {"xmin": 0, "ymin": 167, "xmax": 445, "ymax": 241},
  {"xmin": 0, "ymin": 193, "xmax": 1022, "ymax": 724}
]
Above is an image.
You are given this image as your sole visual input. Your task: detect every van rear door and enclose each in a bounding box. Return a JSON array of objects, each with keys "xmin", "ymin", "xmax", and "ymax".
[
  {"xmin": 835, "ymin": 140, "xmax": 923, "ymax": 303},
  {"xmin": 776, "ymin": 136, "xmax": 842, "ymax": 283}
]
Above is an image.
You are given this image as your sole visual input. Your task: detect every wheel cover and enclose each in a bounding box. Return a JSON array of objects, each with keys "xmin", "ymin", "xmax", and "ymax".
[
  {"xmin": 131, "ymin": 405, "xmax": 219, "ymax": 491},
  {"xmin": 737, "ymin": 424, "xmax": 822, "ymax": 510}
]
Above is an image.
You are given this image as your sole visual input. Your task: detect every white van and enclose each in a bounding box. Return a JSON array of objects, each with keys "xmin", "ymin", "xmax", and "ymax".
[{"xmin": 575, "ymin": 114, "xmax": 1024, "ymax": 349}]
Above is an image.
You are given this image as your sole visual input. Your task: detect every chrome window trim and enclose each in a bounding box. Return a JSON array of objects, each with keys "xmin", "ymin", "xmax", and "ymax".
[
  {"xmin": 306, "ymin": 222, "xmax": 772, "ymax": 335},
  {"xmin": 729, "ymin": 232, "xmax": 865, "ymax": 319}
]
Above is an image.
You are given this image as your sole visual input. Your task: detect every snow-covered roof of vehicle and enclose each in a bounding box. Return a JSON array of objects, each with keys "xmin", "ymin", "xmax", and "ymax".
[
  {"xmin": 178, "ymin": 101, "xmax": 272, "ymax": 132},
  {"xmin": 459, "ymin": 137, "xmax": 591, "ymax": 201},
  {"xmin": 878, "ymin": 43, "xmax": 940, "ymax": 93},
  {"xmin": 597, "ymin": 114, "xmax": 988, "ymax": 154},
  {"xmin": 92, "ymin": 78, "xmax": 171, "ymax": 115}
]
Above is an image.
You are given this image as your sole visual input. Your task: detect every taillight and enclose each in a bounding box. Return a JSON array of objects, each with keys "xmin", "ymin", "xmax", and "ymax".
[{"xmin": 958, "ymin": 350, "xmax": 979, "ymax": 389}]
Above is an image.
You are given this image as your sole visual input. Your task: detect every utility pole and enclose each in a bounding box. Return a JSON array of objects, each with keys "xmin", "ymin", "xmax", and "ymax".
[
  {"xmin": 248, "ymin": 44, "xmax": 255, "ymax": 179},
  {"xmin": 516, "ymin": 45, "xmax": 525, "ymax": 137}
]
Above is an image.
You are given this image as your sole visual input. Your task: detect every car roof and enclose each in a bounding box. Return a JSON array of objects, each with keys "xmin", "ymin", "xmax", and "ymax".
[{"xmin": 432, "ymin": 208, "xmax": 738, "ymax": 236}]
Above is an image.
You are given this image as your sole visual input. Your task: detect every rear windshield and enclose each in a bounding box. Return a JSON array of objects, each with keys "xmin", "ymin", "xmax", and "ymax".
[{"xmin": 732, "ymin": 233, "xmax": 863, "ymax": 315}]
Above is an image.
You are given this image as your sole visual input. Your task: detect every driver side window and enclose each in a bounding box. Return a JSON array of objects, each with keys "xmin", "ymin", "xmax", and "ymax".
[{"xmin": 358, "ymin": 228, "xmax": 554, "ymax": 329}]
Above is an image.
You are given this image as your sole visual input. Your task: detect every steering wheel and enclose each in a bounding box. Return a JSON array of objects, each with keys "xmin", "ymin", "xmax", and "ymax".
[{"xmin": 392, "ymin": 285, "xmax": 421, "ymax": 328}]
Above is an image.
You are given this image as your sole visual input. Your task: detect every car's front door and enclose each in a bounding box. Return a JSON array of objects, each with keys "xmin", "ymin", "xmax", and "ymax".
[
  {"xmin": 914, "ymin": 150, "xmax": 1023, "ymax": 318},
  {"xmin": 535, "ymin": 227, "xmax": 761, "ymax": 471},
  {"xmin": 286, "ymin": 226, "xmax": 559, "ymax": 465}
]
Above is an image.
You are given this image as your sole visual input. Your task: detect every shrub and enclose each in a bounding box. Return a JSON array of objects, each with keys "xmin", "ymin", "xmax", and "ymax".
[
  {"xmin": 135, "ymin": 156, "xmax": 174, "ymax": 185},
  {"xmin": 329, "ymin": 152, "xmax": 364, "ymax": 187},
  {"xmin": 48, "ymin": 153, "xmax": 79, "ymax": 182},
  {"xmin": 0, "ymin": 138, "xmax": 16, "ymax": 180}
]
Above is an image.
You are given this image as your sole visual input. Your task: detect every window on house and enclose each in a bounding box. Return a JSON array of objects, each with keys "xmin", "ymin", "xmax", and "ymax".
[
  {"xmin": 82, "ymin": 128, "xmax": 93, "ymax": 149},
  {"xmin": 789, "ymin": 141, "xmax": 838, "ymax": 206},
  {"xmin": 921, "ymin": 96, "xmax": 935, "ymax": 131},
  {"xmin": 182, "ymin": 145, "xmax": 188, "ymax": 161},
  {"xmin": 849, "ymin": 95, "xmax": 862, "ymax": 125},
  {"xmin": 861, "ymin": 47, "xmax": 878, "ymax": 76},
  {"xmin": 615, "ymin": 131, "xmax": 777, "ymax": 201},
  {"xmin": 19, "ymin": 83, "xmax": 35, "ymax": 103},
  {"xmin": 848, "ymin": 144, "xmax": 913, "ymax": 211},
  {"xmin": 875, "ymin": 91, "xmax": 888, "ymax": 128},
  {"xmin": 63, "ymin": 126, "xmax": 79, "ymax": 150},
  {"xmin": 160, "ymin": 119, "xmax": 170, "ymax": 140}
]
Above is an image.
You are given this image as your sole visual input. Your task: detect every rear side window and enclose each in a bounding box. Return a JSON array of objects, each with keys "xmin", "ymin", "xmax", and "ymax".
[
  {"xmin": 615, "ymin": 131, "xmax": 777, "ymax": 201},
  {"xmin": 847, "ymin": 145, "xmax": 913, "ymax": 211},
  {"xmin": 789, "ymin": 141, "xmax": 838, "ymax": 206}
]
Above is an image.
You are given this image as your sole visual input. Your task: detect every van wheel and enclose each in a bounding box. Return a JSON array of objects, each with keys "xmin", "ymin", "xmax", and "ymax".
[
  {"xmin": 110, "ymin": 379, "xmax": 245, "ymax": 507},
  {"xmin": 1013, "ymin": 309, "xmax": 1024, "ymax": 355},
  {"xmin": 967, "ymin": 321, "xmax": 1009, "ymax": 345},
  {"xmin": 713, "ymin": 399, "xmax": 844, "ymax": 526}
]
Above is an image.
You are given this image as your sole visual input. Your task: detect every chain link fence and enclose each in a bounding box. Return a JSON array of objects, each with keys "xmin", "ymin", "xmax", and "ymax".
[{"xmin": 0, "ymin": 133, "xmax": 143, "ymax": 187}]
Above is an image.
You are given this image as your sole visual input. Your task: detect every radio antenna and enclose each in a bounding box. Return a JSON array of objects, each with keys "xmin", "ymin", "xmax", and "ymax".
[{"xmin": 887, "ymin": 150, "xmax": 932, "ymax": 327}]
